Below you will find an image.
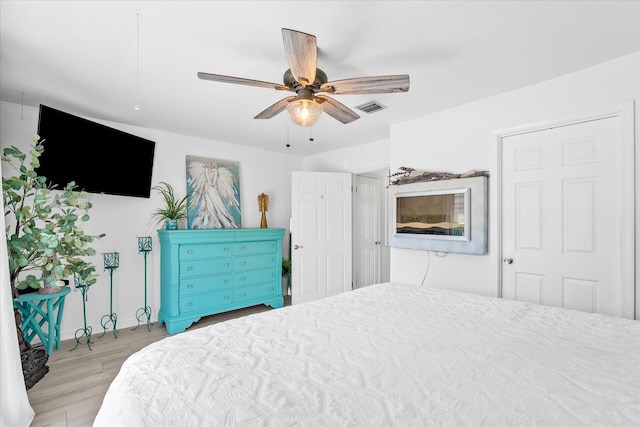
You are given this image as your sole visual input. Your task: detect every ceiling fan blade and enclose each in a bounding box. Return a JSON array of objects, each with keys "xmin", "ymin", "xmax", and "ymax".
[
  {"xmin": 315, "ymin": 95, "xmax": 360, "ymax": 124},
  {"xmin": 254, "ymin": 96, "xmax": 297, "ymax": 119},
  {"xmin": 281, "ymin": 28, "xmax": 317, "ymax": 87},
  {"xmin": 320, "ymin": 74, "xmax": 410, "ymax": 94},
  {"xmin": 198, "ymin": 72, "xmax": 290, "ymax": 91}
]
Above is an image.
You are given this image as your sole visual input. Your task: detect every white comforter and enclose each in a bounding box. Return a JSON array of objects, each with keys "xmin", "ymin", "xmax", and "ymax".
[{"xmin": 94, "ymin": 283, "xmax": 640, "ymax": 426}]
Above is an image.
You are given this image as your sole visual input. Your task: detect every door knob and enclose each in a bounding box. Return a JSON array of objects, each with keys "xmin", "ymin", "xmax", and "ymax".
[
  {"xmin": 294, "ymin": 244, "xmax": 304, "ymax": 250},
  {"xmin": 503, "ymin": 257, "xmax": 514, "ymax": 264}
]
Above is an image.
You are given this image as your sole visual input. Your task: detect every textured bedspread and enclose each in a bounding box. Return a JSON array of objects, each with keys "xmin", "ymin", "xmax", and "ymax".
[{"xmin": 94, "ymin": 282, "xmax": 640, "ymax": 426}]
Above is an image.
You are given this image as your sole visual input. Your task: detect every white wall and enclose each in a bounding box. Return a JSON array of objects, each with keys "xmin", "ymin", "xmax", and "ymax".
[
  {"xmin": 302, "ymin": 138, "xmax": 389, "ymax": 173},
  {"xmin": 390, "ymin": 53, "xmax": 639, "ymax": 315},
  {"xmin": 1, "ymin": 101, "xmax": 302, "ymax": 341}
]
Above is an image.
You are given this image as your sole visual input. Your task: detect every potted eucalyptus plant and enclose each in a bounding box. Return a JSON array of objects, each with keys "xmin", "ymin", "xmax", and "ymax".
[
  {"xmin": 150, "ymin": 181, "xmax": 188, "ymax": 230},
  {"xmin": 2, "ymin": 134, "xmax": 104, "ymax": 389}
]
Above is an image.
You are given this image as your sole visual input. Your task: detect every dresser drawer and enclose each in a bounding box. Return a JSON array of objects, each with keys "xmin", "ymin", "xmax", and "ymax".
[
  {"xmin": 235, "ymin": 283, "xmax": 277, "ymax": 302},
  {"xmin": 234, "ymin": 254, "xmax": 276, "ymax": 271},
  {"xmin": 179, "ymin": 274, "xmax": 233, "ymax": 296},
  {"xmin": 180, "ymin": 243, "xmax": 233, "ymax": 259},
  {"xmin": 234, "ymin": 241, "xmax": 277, "ymax": 256},
  {"xmin": 180, "ymin": 258, "xmax": 232, "ymax": 278},
  {"xmin": 180, "ymin": 291, "xmax": 233, "ymax": 313},
  {"xmin": 235, "ymin": 268, "xmax": 277, "ymax": 286}
]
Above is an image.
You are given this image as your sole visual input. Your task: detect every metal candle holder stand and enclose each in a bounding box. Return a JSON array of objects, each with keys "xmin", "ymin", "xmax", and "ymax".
[
  {"xmin": 99, "ymin": 252, "xmax": 119, "ymax": 339},
  {"xmin": 70, "ymin": 274, "xmax": 94, "ymax": 351},
  {"xmin": 133, "ymin": 236, "xmax": 152, "ymax": 332}
]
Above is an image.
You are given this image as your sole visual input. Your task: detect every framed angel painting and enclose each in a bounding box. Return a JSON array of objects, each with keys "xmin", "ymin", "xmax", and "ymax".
[{"xmin": 185, "ymin": 155, "xmax": 241, "ymax": 229}]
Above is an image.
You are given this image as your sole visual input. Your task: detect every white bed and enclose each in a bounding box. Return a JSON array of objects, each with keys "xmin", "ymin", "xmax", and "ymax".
[{"xmin": 94, "ymin": 282, "xmax": 640, "ymax": 426}]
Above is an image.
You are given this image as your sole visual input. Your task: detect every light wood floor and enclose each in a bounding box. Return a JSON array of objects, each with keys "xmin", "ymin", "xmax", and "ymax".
[{"xmin": 27, "ymin": 297, "xmax": 291, "ymax": 427}]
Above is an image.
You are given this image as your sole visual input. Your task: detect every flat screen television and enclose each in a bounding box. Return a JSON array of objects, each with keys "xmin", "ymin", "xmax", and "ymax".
[
  {"xmin": 389, "ymin": 176, "xmax": 488, "ymax": 254},
  {"xmin": 36, "ymin": 105, "xmax": 156, "ymax": 198}
]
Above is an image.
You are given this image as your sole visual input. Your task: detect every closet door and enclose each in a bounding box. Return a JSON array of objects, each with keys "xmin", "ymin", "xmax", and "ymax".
[{"xmin": 501, "ymin": 110, "xmax": 633, "ymax": 319}]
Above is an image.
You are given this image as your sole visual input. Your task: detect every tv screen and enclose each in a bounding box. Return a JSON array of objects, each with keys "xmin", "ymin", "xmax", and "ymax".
[
  {"xmin": 36, "ymin": 105, "xmax": 156, "ymax": 198},
  {"xmin": 396, "ymin": 191, "xmax": 468, "ymax": 237}
]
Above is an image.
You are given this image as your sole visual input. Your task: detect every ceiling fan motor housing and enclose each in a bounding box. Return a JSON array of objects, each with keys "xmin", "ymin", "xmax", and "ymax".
[{"xmin": 283, "ymin": 68, "xmax": 329, "ymax": 92}]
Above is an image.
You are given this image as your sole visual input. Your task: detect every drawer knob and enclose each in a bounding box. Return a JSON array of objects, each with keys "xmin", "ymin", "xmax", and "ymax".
[
  {"xmin": 224, "ymin": 279, "xmax": 229, "ymax": 283},
  {"xmin": 241, "ymin": 261, "xmax": 246, "ymax": 265},
  {"xmin": 224, "ymin": 263, "xmax": 230, "ymax": 267},
  {"xmin": 241, "ymin": 277, "xmax": 246, "ymax": 281},
  {"xmin": 187, "ymin": 284, "xmax": 193, "ymax": 289},
  {"xmin": 187, "ymin": 302, "xmax": 193, "ymax": 307},
  {"xmin": 187, "ymin": 266, "xmax": 193, "ymax": 271},
  {"xmin": 269, "ymin": 258, "xmax": 274, "ymax": 262},
  {"xmin": 187, "ymin": 249, "xmax": 193, "ymax": 254},
  {"xmin": 270, "ymin": 273, "xmax": 274, "ymax": 277},
  {"xmin": 241, "ymin": 292, "xmax": 246, "ymax": 296},
  {"xmin": 224, "ymin": 247, "xmax": 229, "ymax": 251},
  {"xmin": 240, "ymin": 246, "xmax": 246, "ymax": 251},
  {"xmin": 269, "ymin": 287, "xmax": 274, "ymax": 291},
  {"xmin": 224, "ymin": 295, "xmax": 230, "ymax": 300}
]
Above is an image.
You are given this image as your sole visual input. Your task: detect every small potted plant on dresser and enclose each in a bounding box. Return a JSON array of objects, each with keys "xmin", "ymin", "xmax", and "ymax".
[{"xmin": 150, "ymin": 182, "xmax": 188, "ymax": 230}]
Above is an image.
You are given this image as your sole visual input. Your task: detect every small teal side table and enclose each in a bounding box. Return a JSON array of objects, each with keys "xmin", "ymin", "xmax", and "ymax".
[{"xmin": 13, "ymin": 286, "xmax": 71, "ymax": 355}]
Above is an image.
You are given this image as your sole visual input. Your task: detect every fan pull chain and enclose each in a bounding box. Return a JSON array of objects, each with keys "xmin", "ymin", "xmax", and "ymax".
[
  {"xmin": 134, "ymin": 13, "xmax": 141, "ymax": 111},
  {"xmin": 286, "ymin": 117, "xmax": 291, "ymax": 148}
]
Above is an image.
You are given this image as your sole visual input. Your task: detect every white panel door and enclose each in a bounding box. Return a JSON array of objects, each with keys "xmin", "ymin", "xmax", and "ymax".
[
  {"xmin": 291, "ymin": 172, "xmax": 352, "ymax": 304},
  {"xmin": 353, "ymin": 175, "xmax": 380, "ymax": 289},
  {"xmin": 501, "ymin": 115, "xmax": 633, "ymax": 318}
]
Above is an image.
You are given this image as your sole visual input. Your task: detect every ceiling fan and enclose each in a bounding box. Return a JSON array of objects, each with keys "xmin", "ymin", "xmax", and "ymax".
[{"xmin": 197, "ymin": 28, "xmax": 410, "ymax": 127}]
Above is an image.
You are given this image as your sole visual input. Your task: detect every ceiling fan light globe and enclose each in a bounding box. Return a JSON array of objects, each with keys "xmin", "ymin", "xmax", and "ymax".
[{"xmin": 287, "ymin": 99, "xmax": 322, "ymax": 127}]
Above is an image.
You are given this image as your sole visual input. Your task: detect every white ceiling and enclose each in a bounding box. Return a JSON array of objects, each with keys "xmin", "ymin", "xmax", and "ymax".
[{"xmin": 1, "ymin": 1, "xmax": 638, "ymax": 157}]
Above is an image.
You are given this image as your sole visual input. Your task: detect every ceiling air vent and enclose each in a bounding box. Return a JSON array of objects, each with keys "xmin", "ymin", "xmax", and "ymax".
[{"xmin": 354, "ymin": 100, "xmax": 387, "ymax": 114}]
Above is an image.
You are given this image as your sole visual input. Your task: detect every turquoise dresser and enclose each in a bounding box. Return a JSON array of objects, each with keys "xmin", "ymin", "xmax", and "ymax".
[{"xmin": 157, "ymin": 228, "xmax": 285, "ymax": 334}]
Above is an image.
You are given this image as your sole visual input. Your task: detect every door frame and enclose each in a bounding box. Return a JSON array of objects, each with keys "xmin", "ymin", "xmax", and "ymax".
[{"xmin": 493, "ymin": 102, "xmax": 635, "ymax": 318}]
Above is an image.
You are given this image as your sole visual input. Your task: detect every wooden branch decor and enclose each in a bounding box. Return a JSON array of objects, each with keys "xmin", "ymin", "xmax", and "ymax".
[{"xmin": 388, "ymin": 167, "xmax": 490, "ymax": 186}]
